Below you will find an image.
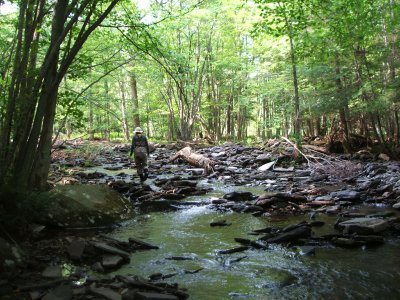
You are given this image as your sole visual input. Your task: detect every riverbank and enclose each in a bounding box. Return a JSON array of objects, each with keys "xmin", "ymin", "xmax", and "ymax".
[{"xmin": 1, "ymin": 139, "xmax": 399, "ymax": 299}]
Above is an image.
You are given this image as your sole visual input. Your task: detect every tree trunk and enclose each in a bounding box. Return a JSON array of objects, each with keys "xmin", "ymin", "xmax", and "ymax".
[
  {"xmin": 335, "ymin": 52, "xmax": 352, "ymax": 153},
  {"xmin": 289, "ymin": 35, "xmax": 301, "ymax": 138},
  {"xmin": 0, "ymin": 0, "xmax": 120, "ymax": 190},
  {"xmin": 315, "ymin": 117, "xmax": 321, "ymax": 136},
  {"xmin": 130, "ymin": 73, "xmax": 140, "ymax": 128},
  {"xmin": 14, "ymin": 0, "xmax": 69, "ymax": 189},
  {"xmin": 165, "ymin": 82, "xmax": 175, "ymax": 141},
  {"xmin": 89, "ymin": 103, "xmax": 94, "ymax": 140},
  {"xmin": 263, "ymin": 96, "xmax": 269, "ymax": 139},
  {"xmin": 395, "ymin": 110, "xmax": 400, "ymax": 146},
  {"xmin": 119, "ymin": 80, "xmax": 130, "ymax": 141},
  {"xmin": 104, "ymin": 80, "xmax": 111, "ymax": 141},
  {"xmin": 226, "ymin": 94, "xmax": 233, "ymax": 138}
]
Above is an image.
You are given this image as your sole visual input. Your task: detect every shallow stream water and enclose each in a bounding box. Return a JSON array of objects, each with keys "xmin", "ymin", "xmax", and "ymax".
[{"xmin": 106, "ymin": 181, "xmax": 400, "ymax": 300}]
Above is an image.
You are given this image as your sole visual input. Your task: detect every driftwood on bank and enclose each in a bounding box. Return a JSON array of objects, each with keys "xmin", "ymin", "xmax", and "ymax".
[{"xmin": 169, "ymin": 146, "xmax": 216, "ymax": 174}]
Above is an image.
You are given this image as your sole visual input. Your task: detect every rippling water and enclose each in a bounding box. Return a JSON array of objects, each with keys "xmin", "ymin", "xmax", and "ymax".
[{"xmin": 109, "ymin": 200, "xmax": 400, "ymax": 300}]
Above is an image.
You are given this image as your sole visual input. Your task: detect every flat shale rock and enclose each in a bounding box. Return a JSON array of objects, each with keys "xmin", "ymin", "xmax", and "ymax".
[
  {"xmin": 90, "ymin": 241, "xmax": 130, "ymax": 259},
  {"xmin": 42, "ymin": 284, "xmax": 73, "ymax": 300},
  {"xmin": 135, "ymin": 292, "xmax": 179, "ymax": 300},
  {"xmin": 330, "ymin": 190, "xmax": 362, "ymax": 202},
  {"xmin": 89, "ymin": 286, "xmax": 121, "ymax": 300},
  {"xmin": 102, "ymin": 255, "xmax": 124, "ymax": 269},
  {"xmin": 262, "ymin": 225, "xmax": 311, "ymax": 243},
  {"xmin": 337, "ymin": 218, "xmax": 390, "ymax": 234},
  {"xmin": 66, "ymin": 240, "xmax": 85, "ymax": 260}
]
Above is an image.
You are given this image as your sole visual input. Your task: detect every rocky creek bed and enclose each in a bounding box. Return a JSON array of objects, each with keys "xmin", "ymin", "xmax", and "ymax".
[{"xmin": 1, "ymin": 139, "xmax": 400, "ymax": 299}]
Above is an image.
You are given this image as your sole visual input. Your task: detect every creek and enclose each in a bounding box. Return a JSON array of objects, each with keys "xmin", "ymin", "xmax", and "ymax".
[{"xmin": 105, "ymin": 180, "xmax": 400, "ymax": 300}]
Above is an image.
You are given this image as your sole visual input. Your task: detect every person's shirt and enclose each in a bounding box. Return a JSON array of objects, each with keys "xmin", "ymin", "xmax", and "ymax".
[{"xmin": 130, "ymin": 134, "xmax": 149, "ymax": 156}]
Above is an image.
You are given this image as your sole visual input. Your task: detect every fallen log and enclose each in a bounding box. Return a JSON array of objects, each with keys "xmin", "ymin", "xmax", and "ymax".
[{"xmin": 169, "ymin": 146, "xmax": 216, "ymax": 174}]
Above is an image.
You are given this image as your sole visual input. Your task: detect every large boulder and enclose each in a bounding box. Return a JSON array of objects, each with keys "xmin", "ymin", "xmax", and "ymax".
[{"xmin": 45, "ymin": 185, "xmax": 134, "ymax": 228}]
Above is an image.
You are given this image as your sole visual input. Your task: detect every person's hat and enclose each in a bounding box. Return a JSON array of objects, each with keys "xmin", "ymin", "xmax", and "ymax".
[{"xmin": 134, "ymin": 127, "xmax": 143, "ymax": 133}]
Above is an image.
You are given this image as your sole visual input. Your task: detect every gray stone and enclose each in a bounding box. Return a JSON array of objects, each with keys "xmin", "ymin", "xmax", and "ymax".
[
  {"xmin": 91, "ymin": 262, "xmax": 104, "ymax": 272},
  {"xmin": 90, "ymin": 241, "xmax": 130, "ymax": 259},
  {"xmin": 185, "ymin": 168, "xmax": 204, "ymax": 175},
  {"xmin": 211, "ymin": 199, "xmax": 228, "ymax": 204},
  {"xmin": 102, "ymin": 255, "xmax": 124, "ymax": 269},
  {"xmin": 357, "ymin": 179, "xmax": 381, "ymax": 191},
  {"xmin": 66, "ymin": 240, "xmax": 85, "ymax": 260},
  {"xmin": 227, "ymin": 166, "xmax": 239, "ymax": 171},
  {"xmin": 298, "ymin": 246, "xmax": 315, "ymax": 256},
  {"xmin": 330, "ymin": 190, "xmax": 361, "ymax": 202},
  {"xmin": 314, "ymin": 195, "xmax": 333, "ymax": 202},
  {"xmin": 211, "ymin": 151, "xmax": 226, "ymax": 158},
  {"xmin": 223, "ymin": 191, "xmax": 254, "ymax": 202},
  {"xmin": 273, "ymin": 166, "xmax": 294, "ymax": 172},
  {"xmin": 255, "ymin": 154, "xmax": 272, "ymax": 163},
  {"xmin": 134, "ymin": 292, "xmax": 179, "ymax": 300},
  {"xmin": 89, "ymin": 287, "xmax": 121, "ymax": 300},
  {"xmin": 393, "ymin": 202, "xmax": 400, "ymax": 210},
  {"xmin": 325, "ymin": 205, "xmax": 341, "ymax": 214},
  {"xmin": 378, "ymin": 153, "xmax": 390, "ymax": 161},
  {"xmin": 29, "ymin": 291, "xmax": 44, "ymax": 300},
  {"xmin": 338, "ymin": 218, "xmax": 390, "ymax": 234},
  {"xmin": 258, "ymin": 161, "xmax": 276, "ymax": 171},
  {"xmin": 42, "ymin": 284, "xmax": 73, "ymax": 300},
  {"xmin": 366, "ymin": 211, "xmax": 395, "ymax": 218},
  {"xmin": 263, "ymin": 225, "xmax": 311, "ymax": 243},
  {"xmin": 42, "ymin": 265, "xmax": 62, "ymax": 279}
]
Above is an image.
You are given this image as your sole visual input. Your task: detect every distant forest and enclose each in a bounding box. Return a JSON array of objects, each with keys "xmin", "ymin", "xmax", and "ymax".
[{"xmin": 0, "ymin": 0, "xmax": 399, "ymax": 189}]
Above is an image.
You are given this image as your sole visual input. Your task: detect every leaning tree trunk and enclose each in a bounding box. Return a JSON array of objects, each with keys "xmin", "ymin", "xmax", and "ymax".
[
  {"xmin": 0, "ymin": 0, "xmax": 120, "ymax": 190},
  {"xmin": 13, "ymin": 0, "xmax": 69, "ymax": 189},
  {"xmin": 169, "ymin": 147, "xmax": 216, "ymax": 174}
]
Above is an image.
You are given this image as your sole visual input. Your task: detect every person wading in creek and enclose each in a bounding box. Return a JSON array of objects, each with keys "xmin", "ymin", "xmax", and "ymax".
[{"xmin": 129, "ymin": 127, "xmax": 150, "ymax": 182}]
